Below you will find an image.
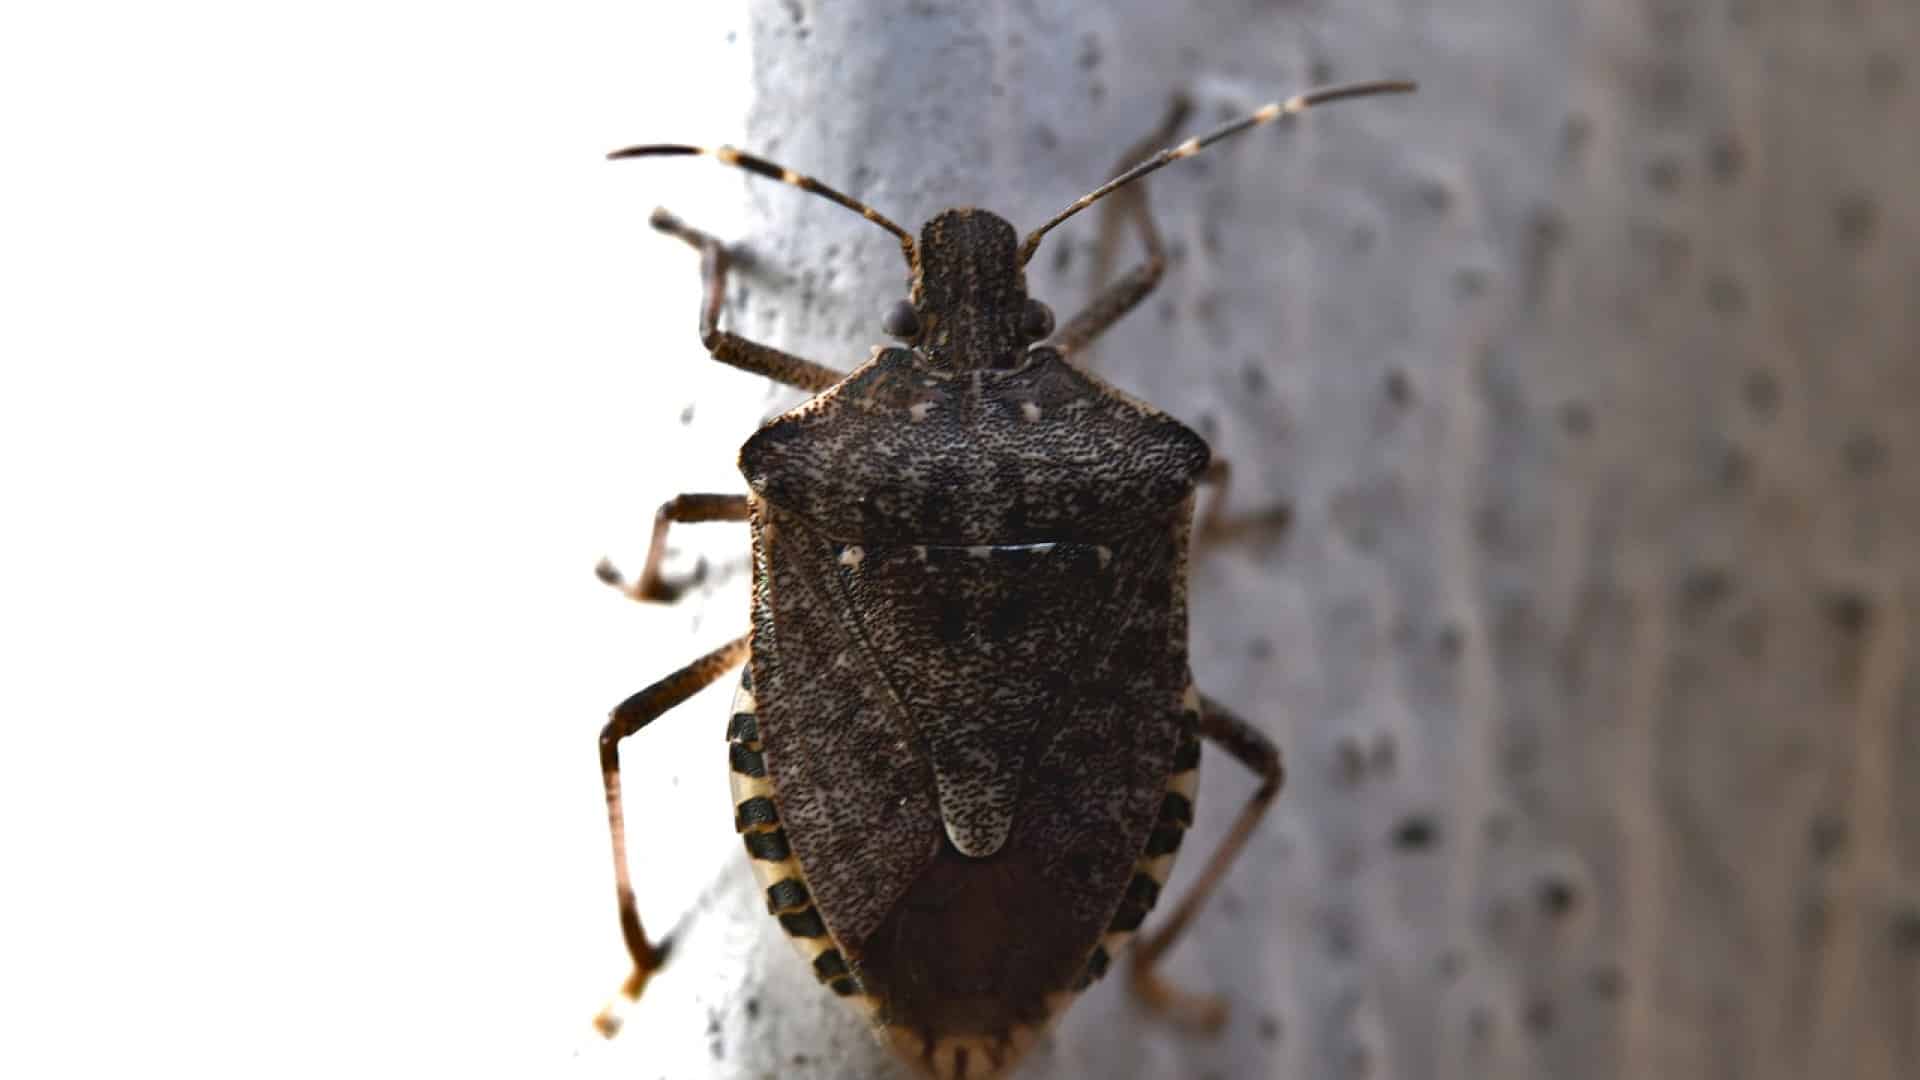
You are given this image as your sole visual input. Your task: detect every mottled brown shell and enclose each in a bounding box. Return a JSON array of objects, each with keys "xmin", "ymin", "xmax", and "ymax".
[{"xmin": 736, "ymin": 344, "xmax": 1210, "ymax": 1054}]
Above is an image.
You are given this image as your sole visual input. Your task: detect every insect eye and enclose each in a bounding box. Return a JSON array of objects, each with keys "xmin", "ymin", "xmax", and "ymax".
[
  {"xmin": 883, "ymin": 300, "xmax": 921, "ymax": 340},
  {"xmin": 1021, "ymin": 300, "xmax": 1055, "ymax": 341}
]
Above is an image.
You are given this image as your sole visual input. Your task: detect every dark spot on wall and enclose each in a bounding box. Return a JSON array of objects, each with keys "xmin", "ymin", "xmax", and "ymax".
[
  {"xmin": 1833, "ymin": 193, "xmax": 1878, "ymax": 251},
  {"xmin": 1825, "ymin": 589, "xmax": 1872, "ymax": 635},
  {"xmin": 1706, "ymin": 273, "xmax": 1747, "ymax": 317},
  {"xmin": 1742, "ymin": 369, "xmax": 1779, "ymax": 415},
  {"xmin": 1320, "ymin": 903, "xmax": 1367, "ymax": 953},
  {"xmin": 1418, "ymin": 178, "xmax": 1453, "ymax": 214},
  {"xmin": 1370, "ymin": 733, "xmax": 1397, "ymax": 776},
  {"xmin": 1393, "ymin": 815, "xmax": 1439, "ymax": 852},
  {"xmin": 1717, "ymin": 445, "xmax": 1751, "ymax": 492},
  {"xmin": 1809, "ymin": 814, "xmax": 1848, "ymax": 861},
  {"xmin": 1560, "ymin": 113, "xmax": 1591, "ymax": 161},
  {"xmin": 1453, "ymin": 265, "xmax": 1490, "ymax": 298},
  {"xmin": 1537, "ymin": 875, "xmax": 1578, "ymax": 917},
  {"xmin": 1257, "ymin": 1014, "xmax": 1282, "ymax": 1041},
  {"xmin": 1891, "ymin": 905, "xmax": 1920, "ymax": 950},
  {"xmin": 1242, "ymin": 363, "xmax": 1268, "ymax": 395},
  {"xmin": 1076, "ymin": 32, "xmax": 1100, "ymax": 71},
  {"xmin": 1248, "ymin": 636, "xmax": 1274, "ymax": 661},
  {"xmin": 1485, "ymin": 812, "xmax": 1514, "ymax": 846},
  {"xmin": 1631, "ymin": 220, "xmax": 1694, "ymax": 281},
  {"xmin": 1504, "ymin": 734, "xmax": 1540, "ymax": 777},
  {"xmin": 1524, "ymin": 998, "xmax": 1557, "ymax": 1035},
  {"xmin": 1800, "ymin": 896, "xmax": 1831, "ymax": 945},
  {"xmin": 1707, "ymin": 135, "xmax": 1745, "ymax": 185},
  {"xmin": 1842, "ymin": 430, "xmax": 1885, "ymax": 474},
  {"xmin": 1648, "ymin": 0, "xmax": 1694, "ymax": 34},
  {"xmin": 1530, "ymin": 208, "xmax": 1568, "ymax": 261},
  {"xmin": 1336, "ymin": 735, "xmax": 1368, "ymax": 786},
  {"xmin": 1731, "ymin": 607, "xmax": 1769, "ymax": 660},
  {"xmin": 1384, "ymin": 368, "xmax": 1414, "ymax": 407},
  {"xmin": 679, "ymin": 404, "xmax": 695, "ymax": 425},
  {"xmin": 1560, "ymin": 400, "xmax": 1593, "ymax": 437},
  {"xmin": 1437, "ymin": 623, "xmax": 1466, "ymax": 660},
  {"xmin": 1589, "ymin": 964, "xmax": 1626, "ymax": 999},
  {"xmin": 1646, "ymin": 154, "xmax": 1684, "ymax": 193},
  {"xmin": 1647, "ymin": 65, "xmax": 1690, "ymax": 112},
  {"xmin": 1310, "ymin": 56, "xmax": 1335, "ymax": 84},
  {"xmin": 1677, "ymin": 565, "xmax": 1732, "ymax": 617}
]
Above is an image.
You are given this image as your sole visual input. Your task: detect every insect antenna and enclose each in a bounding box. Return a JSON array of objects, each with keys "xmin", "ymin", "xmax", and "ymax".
[
  {"xmin": 1018, "ymin": 78, "xmax": 1417, "ymax": 265},
  {"xmin": 607, "ymin": 143, "xmax": 916, "ymax": 264}
]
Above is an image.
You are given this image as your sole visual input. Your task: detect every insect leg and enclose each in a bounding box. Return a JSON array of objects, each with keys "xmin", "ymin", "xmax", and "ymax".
[
  {"xmin": 1197, "ymin": 459, "xmax": 1231, "ymax": 537},
  {"xmin": 650, "ymin": 208, "xmax": 846, "ymax": 393},
  {"xmin": 1193, "ymin": 460, "xmax": 1295, "ymax": 545},
  {"xmin": 594, "ymin": 632, "xmax": 752, "ymax": 1037},
  {"xmin": 1130, "ymin": 693, "xmax": 1283, "ymax": 1032},
  {"xmin": 595, "ymin": 493, "xmax": 750, "ymax": 604},
  {"xmin": 1050, "ymin": 96, "xmax": 1192, "ymax": 360}
]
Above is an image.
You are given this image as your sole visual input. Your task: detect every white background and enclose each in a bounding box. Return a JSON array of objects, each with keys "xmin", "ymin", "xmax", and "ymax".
[{"xmin": 1, "ymin": 4, "xmax": 765, "ymax": 1075}]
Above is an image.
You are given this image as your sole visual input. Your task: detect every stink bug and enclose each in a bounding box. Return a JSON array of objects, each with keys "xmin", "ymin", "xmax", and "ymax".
[{"xmin": 593, "ymin": 78, "xmax": 1416, "ymax": 1077}]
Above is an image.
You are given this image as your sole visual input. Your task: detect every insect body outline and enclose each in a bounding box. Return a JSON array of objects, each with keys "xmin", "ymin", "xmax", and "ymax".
[{"xmin": 593, "ymin": 78, "xmax": 1414, "ymax": 1080}]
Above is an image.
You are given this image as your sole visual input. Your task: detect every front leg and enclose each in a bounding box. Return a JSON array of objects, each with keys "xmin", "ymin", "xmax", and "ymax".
[
  {"xmin": 649, "ymin": 209, "xmax": 845, "ymax": 393},
  {"xmin": 1051, "ymin": 96, "xmax": 1193, "ymax": 360}
]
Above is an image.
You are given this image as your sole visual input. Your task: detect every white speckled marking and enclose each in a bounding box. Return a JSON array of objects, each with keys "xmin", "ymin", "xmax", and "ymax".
[
  {"xmin": 909, "ymin": 402, "xmax": 933, "ymax": 421},
  {"xmin": 838, "ymin": 545, "xmax": 865, "ymax": 567},
  {"xmin": 1020, "ymin": 401, "xmax": 1042, "ymax": 422}
]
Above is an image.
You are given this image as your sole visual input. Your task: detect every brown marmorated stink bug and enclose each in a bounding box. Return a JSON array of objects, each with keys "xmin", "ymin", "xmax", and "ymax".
[{"xmin": 592, "ymin": 78, "xmax": 1415, "ymax": 1078}]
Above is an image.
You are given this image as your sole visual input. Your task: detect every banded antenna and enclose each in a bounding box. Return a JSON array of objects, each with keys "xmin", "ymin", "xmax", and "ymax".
[
  {"xmin": 1018, "ymin": 78, "xmax": 1417, "ymax": 265},
  {"xmin": 606, "ymin": 143, "xmax": 917, "ymax": 265}
]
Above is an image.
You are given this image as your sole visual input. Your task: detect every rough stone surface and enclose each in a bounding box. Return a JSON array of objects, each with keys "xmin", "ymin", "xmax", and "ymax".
[{"xmin": 602, "ymin": 1, "xmax": 1920, "ymax": 1077}]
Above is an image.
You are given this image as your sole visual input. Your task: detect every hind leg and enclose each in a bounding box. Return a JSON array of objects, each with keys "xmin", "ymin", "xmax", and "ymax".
[
  {"xmin": 594, "ymin": 633, "xmax": 751, "ymax": 1036},
  {"xmin": 1130, "ymin": 694, "xmax": 1283, "ymax": 1032}
]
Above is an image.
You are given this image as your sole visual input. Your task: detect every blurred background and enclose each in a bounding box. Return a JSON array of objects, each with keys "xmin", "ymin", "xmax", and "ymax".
[{"xmin": 2, "ymin": 2, "xmax": 1914, "ymax": 1078}]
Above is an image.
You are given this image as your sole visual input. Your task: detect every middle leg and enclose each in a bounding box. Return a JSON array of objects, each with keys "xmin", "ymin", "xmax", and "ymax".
[{"xmin": 596, "ymin": 492, "xmax": 750, "ymax": 605}]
